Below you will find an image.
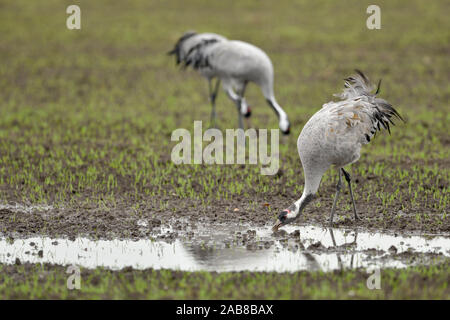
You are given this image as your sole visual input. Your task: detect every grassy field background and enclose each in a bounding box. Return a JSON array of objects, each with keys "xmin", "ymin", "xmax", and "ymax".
[
  {"xmin": 0, "ymin": 0, "xmax": 448, "ymax": 219},
  {"xmin": 1, "ymin": 261, "xmax": 448, "ymax": 299},
  {"xmin": 0, "ymin": 0, "xmax": 449, "ymax": 299}
]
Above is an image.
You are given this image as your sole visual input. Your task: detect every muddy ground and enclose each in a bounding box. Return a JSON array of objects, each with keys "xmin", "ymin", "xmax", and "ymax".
[{"xmin": 0, "ymin": 188, "xmax": 448, "ymax": 243}]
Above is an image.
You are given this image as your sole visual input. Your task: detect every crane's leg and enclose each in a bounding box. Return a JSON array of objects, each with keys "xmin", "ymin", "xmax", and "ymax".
[
  {"xmin": 236, "ymin": 84, "xmax": 251, "ymax": 130},
  {"xmin": 329, "ymin": 169, "xmax": 342, "ymax": 226},
  {"xmin": 329, "ymin": 228, "xmax": 337, "ymax": 246},
  {"xmin": 341, "ymin": 168, "xmax": 359, "ymax": 221},
  {"xmin": 350, "ymin": 231, "xmax": 358, "ymax": 267},
  {"xmin": 225, "ymin": 87, "xmax": 244, "ymax": 130},
  {"xmin": 238, "ymin": 109, "xmax": 244, "ymax": 130},
  {"xmin": 208, "ymin": 79, "xmax": 221, "ymax": 128},
  {"xmin": 329, "ymin": 228, "xmax": 344, "ymax": 270}
]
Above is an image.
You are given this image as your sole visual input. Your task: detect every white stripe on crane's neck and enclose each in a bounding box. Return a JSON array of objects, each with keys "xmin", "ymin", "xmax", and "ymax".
[
  {"xmin": 266, "ymin": 98, "xmax": 287, "ymax": 121},
  {"xmin": 266, "ymin": 98, "xmax": 289, "ymax": 134},
  {"xmin": 293, "ymin": 192, "xmax": 314, "ymax": 216},
  {"xmin": 293, "ymin": 165, "xmax": 327, "ymax": 215}
]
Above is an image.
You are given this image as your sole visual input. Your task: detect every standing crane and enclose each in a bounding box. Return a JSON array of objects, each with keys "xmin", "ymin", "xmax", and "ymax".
[
  {"xmin": 168, "ymin": 31, "xmax": 290, "ymax": 134},
  {"xmin": 273, "ymin": 70, "xmax": 404, "ymax": 231}
]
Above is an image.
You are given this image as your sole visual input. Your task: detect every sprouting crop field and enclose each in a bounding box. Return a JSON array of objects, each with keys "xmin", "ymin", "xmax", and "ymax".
[{"xmin": 0, "ymin": 0, "xmax": 448, "ymax": 299}]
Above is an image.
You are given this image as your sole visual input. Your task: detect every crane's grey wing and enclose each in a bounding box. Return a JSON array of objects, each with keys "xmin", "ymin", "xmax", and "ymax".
[
  {"xmin": 206, "ymin": 41, "xmax": 274, "ymax": 85},
  {"xmin": 324, "ymin": 100, "xmax": 376, "ymax": 146}
]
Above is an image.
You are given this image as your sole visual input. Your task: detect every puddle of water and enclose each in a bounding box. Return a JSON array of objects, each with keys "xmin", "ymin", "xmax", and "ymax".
[
  {"xmin": 269, "ymin": 225, "xmax": 449, "ymax": 255},
  {"xmin": 0, "ymin": 224, "xmax": 448, "ymax": 272}
]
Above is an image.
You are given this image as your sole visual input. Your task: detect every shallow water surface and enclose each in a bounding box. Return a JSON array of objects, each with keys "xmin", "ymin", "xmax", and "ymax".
[{"xmin": 0, "ymin": 223, "xmax": 448, "ymax": 272}]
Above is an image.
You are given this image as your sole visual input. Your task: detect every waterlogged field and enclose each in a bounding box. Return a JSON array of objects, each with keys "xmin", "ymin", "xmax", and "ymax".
[{"xmin": 0, "ymin": 0, "xmax": 448, "ymax": 299}]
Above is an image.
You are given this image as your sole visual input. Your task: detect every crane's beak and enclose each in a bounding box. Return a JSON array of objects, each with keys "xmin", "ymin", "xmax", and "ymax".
[{"xmin": 272, "ymin": 220, "xmax": 283, "ymax": 232}]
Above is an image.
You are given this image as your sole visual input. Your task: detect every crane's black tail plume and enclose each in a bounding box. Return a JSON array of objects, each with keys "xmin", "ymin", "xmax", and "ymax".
[
  {"xmin": 167, "ymin": 31, "xmax": 197, "ymax": 64},
  {"xmin": 337, "ymin": 70, "xmax": 404, "ymax": 135}
]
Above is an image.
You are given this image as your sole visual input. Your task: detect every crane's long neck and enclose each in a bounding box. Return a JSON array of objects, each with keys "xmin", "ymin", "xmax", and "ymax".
[
  {"xmin": 266, "ymin": 97, "xmax": 290, "ymax": 133},
  {"xmin": 261, "ymin": 83, "xmax": 289, "ymax": 132},
  {"xmin": 293, "ymin": 192, "xmax": 314, "ymax": 218},
  {"xmin": 266, "ymin": 97, "xmax": 288, "ymax": 122},
  {"xmin": 292, "ymin": 166, "xmax": 325, "ymax": 218}
]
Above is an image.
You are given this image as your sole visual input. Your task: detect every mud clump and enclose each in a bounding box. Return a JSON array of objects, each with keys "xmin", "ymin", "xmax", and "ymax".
[
  {"xmin": 149, "ymin": 219, "xmax": 161, "ymax": 228},
  {"xmin": 273, "ymin": 229, "xmax": 288, "ymax": 237},
  {"xmin": 263, "ymin": 241, "xmax": 274, "ymax": 249},
  {"xmin": 307, "ymin": 241, "xmax": 326, "ymax": 251},
  {"xmin": 336, "ymin": 241, "xmax": 357, "ymax": 250},
  {"xmin": 246, "ymin": 230, "xmax": 256, "ymax": 237},
  {"xmin": 388, "ymin": 245, "xmax": 398, "ymax": 254},
  {"xmin": 240, "ymin": 230, "xmax": 257, "ymax": 244},
  {"xmin": 363, "ymin": 248, "xmax": 384, "ymax": 256},
  {"xmin": 290, "ymin": 230, "xmax": 300, "ymax": 238}
]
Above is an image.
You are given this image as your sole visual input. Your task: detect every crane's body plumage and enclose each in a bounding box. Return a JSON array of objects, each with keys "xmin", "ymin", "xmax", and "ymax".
[
  {"xmin": 207, "ymin": 41, "xmax": 275, "ymax": 94},
  {"xmin": 169, "ymin": 32, "xmax": 290, "ymax": 134},
  {"xmin": 273, "ymin": 70, "xmax": 403, "ymax": 230}
]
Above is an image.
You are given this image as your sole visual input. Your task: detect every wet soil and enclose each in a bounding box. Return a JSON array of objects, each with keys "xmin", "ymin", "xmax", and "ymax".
[{"xmin": 0, "ymin": 192, "xmax": 448, "ymax": 242}]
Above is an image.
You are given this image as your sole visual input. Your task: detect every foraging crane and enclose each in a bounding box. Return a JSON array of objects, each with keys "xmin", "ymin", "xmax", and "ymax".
[
  {"xmin": 273, "ymin": 70, "xmax": 404, "ymax": 231},
  {"xmin": 168, "ymin": 31, "xmax": 290, "ymax": 134}
]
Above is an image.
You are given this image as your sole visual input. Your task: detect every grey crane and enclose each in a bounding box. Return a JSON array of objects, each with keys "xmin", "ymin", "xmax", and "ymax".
[
  {"xmin": 273, "ymin": 70, "xmax": 404, "ymax": 231},
  {"xmin": 169, "ymin": 31, "xmax": 290, "ymax": 134}
]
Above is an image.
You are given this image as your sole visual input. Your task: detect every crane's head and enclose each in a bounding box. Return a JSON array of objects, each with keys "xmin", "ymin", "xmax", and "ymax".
[
  {"xmin": 280, "ymin": 118, "xmax": 290, "ymax": 135},
  {"xmin": 244, "ymin": 106, "xmax": 252, "ymax": 118},
  {"xmin": 272, "ymin": 204, "xmax": 297, "ymax": 232},
  {"xmin": 240, "ymin": 99, "xmax": 252, "ymax": 118},
  {"xmin": 272, "ymin": 194, "xmax": 314, "ymax": 232}
]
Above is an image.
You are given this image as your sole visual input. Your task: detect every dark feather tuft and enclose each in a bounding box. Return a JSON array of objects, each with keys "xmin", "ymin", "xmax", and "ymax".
[
  {"xmin": 354, "ymin": 69, "xmax": 369, "ymax": 85},
  {"xmin": 375, "ymin": 79, "xmax": 382, "ymax": 95},
  {"xmin": 168, "ymin": 31, "xmax": 197, "ymax": 65}
]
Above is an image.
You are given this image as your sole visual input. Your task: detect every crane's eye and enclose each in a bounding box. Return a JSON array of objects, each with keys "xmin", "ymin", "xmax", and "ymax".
[{"xmin": 278, "ymin": 210, "xmax": 288, "ymax": 221}]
